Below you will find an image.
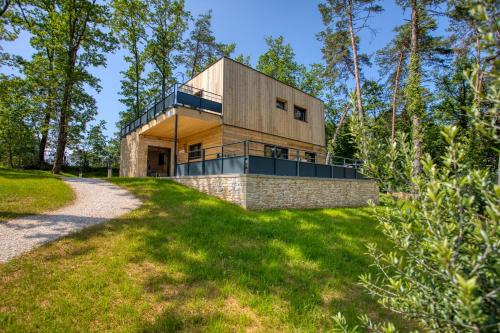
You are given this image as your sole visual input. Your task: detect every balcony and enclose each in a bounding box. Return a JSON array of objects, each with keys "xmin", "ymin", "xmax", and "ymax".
[
  {"xmin": 175, "ymin": 140, "xmax": 366, "ymax": 180},
  {"xmin": 120, "ymin": 83, "xmax": 222, "ymax": 137}
]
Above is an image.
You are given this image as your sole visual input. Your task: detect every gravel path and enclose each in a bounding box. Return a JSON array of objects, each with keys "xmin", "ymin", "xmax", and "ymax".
[{"xmin": 0, "ymin": 178, "xmax": 141, "ymax": 263}]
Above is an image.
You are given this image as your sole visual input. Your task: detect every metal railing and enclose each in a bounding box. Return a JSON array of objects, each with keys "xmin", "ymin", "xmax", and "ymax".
[
  {"xmin": 120, "ymin": 83, "xmax": 223, "ymax": 137},
  {"xmin": 175, "ymin": 140, "xmax": 365, "ymax": 179}
]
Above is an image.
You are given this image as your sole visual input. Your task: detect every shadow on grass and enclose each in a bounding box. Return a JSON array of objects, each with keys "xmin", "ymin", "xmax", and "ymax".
[{"xmin": 10, "ymin": 177, "xmax": 403, "ymax": 331}]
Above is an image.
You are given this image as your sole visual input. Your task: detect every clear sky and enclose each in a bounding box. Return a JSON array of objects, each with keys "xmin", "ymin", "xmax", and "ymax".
[{"xmin": 1, "ymin": 0, "xmax": 449, "ymax": 138}]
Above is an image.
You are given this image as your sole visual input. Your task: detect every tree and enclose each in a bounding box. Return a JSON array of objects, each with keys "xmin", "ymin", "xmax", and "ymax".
[
  {"xmin": 376, "ymin": 23, "xmax": 411, "ymax": 143},
  {"xmin": 145, "ymin": 0, "xmax": 188, "ymax": 98},
  {"xmin": 179, "ymin": 10, "xmax": 235, "ymax": 79},
  {"xmin": 11, "ymin": 0, "xmax": 62, "ymax": 166},
  {"xmin": 396, "ymin": 0, "xmax": 445, "ymax": 177},
  {"xmin": 318, "ymin": 0, "xmax": 383, "ymax": 131},
  {"xmin": 334, "ymin": 1, "xmax": 499, "ymax": 331},
  {"xmin": 0, "ymin": 75, "xmax": 37, "ymax": 167},
  {"xmin": 111, "ymin": 0, "xmax": 148, "ymax": 125},
  {"xmin": 256, "ymin": 36, "xmax": 302, "ymax": 87},
  {"xmin": 84, "ymin": 120, "xmax": 108, "ymax": 167},
  {"xmin": 50, "ymin": 0, "xmax": 116, "ymax": 174},
  {"xmin": 234, "ymin": 54, "xmax": 251, "ymax": 66}
]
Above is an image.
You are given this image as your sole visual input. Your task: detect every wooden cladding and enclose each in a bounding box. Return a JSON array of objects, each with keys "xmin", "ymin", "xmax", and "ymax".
[
  {"xmin": 222, "ymin": 58, "xmax": 324, "ymax": 147},
  {"xmin": 182, "ymin": 57, "xmax": 325, "ymax": 148}
]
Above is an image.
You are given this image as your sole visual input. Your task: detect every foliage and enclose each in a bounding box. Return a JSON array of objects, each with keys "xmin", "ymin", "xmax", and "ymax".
[
  {"xmin": 145, "ymin": 0, "xmax": 188, "ymax": 98},
  {"xmin": 256, "ymin": 35, "xmax": 303, "ymax": 87},
  {"xmin": 335, "ymin": 1, "xmax": 500, "ymax": 331},
  {"xmin": 0, "ymin": 75, "xmax": 37, "ymax": 168},
  {"xmin": 111, "ymin": 0, "xmax": 148, "ymax": 125},
  {"xmin": 178, "ymin": 10, "xmax": 235, "ymax": 79}
]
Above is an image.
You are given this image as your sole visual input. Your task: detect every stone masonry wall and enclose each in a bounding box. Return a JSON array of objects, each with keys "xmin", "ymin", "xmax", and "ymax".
[{"xmin": 174, "ymin": 174, "xmax": 379, "ymax": 210}]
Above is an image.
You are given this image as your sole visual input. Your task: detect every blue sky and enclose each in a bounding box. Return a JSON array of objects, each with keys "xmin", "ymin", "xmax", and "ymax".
[{"xmin": 1, "ymin": 0, "xmax": 448, "ymax": 137}]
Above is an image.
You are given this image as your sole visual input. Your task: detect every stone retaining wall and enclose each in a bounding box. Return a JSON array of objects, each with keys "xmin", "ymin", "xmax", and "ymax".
[{"xmin": 174, "ymin": 174, "xmax": 378, "ymax": 210}]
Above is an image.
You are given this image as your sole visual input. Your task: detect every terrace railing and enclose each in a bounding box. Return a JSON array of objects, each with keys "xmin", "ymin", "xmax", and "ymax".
[
  {"xmin": 175, "ymin": 140, "xmax": 366, "ymax": 179},
  {"xmin": 120, "ymin": 83, "xmax": 222, "ymax": 137}
]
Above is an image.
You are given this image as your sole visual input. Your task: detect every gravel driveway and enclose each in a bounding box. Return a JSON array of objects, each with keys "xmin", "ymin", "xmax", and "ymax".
[{"xmin": 0, "ymin": 178, "xmax": 141, "ymax": 263}]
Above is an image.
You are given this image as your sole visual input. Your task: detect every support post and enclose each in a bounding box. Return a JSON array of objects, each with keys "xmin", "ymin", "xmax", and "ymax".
[
  {"xmin": 221, "ymin": 145, "xmax": 224, "ymax": 174},
  {"xmin": 173, "ymin": 113, "xmax": 178, "ymax": 177},
  {"xmin": 202, "ymin": 149, "xmax": 206, "ymax": 175},
  {"xmin": 243, "ymin": 141, "xmax": 248, "ymax": 174},
  {"xmin": 296, "ymin": 149, "xmax": 300, "ymax": 177}
]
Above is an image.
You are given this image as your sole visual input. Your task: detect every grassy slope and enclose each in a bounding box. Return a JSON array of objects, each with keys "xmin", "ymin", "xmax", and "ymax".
[
  {"xmin": 0, "ymin": 178, "xmax": 407, "ymax": 332},
  {"xmin": 0, "ymin": 168, "xmax": 75, "ymax": 222}
]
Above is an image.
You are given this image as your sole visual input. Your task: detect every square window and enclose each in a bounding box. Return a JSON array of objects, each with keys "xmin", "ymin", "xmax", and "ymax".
[
  {"xmin": 276, "ymin": 98, "xmax": 287, "ymax": 110},
  {"xmin": 188, "ymin": 143, "xmax": 202, "ymax": 160},
  {"xmin": 305, "ymin": 152, "xmax": 316, "ymax": 163},
  {"xmin": 294, "ymin": 105, "xmax": 307, "ymax": 122}
]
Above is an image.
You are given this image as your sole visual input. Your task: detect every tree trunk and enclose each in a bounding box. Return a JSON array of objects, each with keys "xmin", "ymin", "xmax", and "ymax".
[
  {"xmin": 134, "ymin": 44, "xmax": 141, "ymax": 118},
  {"xmin": 347, "ymin": 0, "xmax": 364, "ymax": 127},
  {"xmin": 39, "ymin": 49, "xmax": 54, "ymax": 166},
  {"xmin": 326, "ymin": 106, "xmax": 350, "ymax": 164},
  {"xmin": 38, "ymin": 110, "xmax": 51, "ymax": 166},
  {"xmin": 474, "ymin": 35, "xmax": 483, "ymax": 105},
  {"xmin": 391, "ymin": 51, "xmax": 404, "ymax": 143},
  {"xmin": 52, "ymin": 84, "xmax": 71, "ymax": 174},
  {"xmin": 410, "ymin": 0, "xmax": 422, "ymax": 176},
  {"xmin": 190, "ymin": 41, "xmax": 200, "ymax": 79},
  {"xmin": 52, "ymin": 50, "xmax": 76, "ymax": 174}
]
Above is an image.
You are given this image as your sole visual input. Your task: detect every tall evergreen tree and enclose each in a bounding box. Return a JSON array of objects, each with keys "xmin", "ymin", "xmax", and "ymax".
[
  {"xmin": 179, "ymin": 10, "xmax": 235, "ymax": 79},
  {"xmin": 318, "ymin": 0, "xmax": 383, "ymax": 131}
]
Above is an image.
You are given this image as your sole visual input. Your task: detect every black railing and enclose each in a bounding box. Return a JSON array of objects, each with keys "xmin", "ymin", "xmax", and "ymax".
[
  {"xmin": 175, "ymin": 140, "xmax": 366, "ymax": 179},
  {"xmin": 120, "ymin": 83, "xmax": 222, "ymax": 137}
]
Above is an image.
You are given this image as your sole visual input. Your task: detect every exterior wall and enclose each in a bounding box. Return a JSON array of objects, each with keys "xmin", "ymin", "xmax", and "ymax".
[
  {"xmin": 184, "ymin": 58, "xmax": 224, "ymax": 97},
  {"xmin": 174, "ymin": 174, "xmax": 379, "ymax": 210},
  {"xmin": 177, "ymin": 126, "xmax": 223, "ymax": 163},
  {"xmin": 222, "ymin": 124, "xmax": 325, "ymax": 162},
  {"xmin": 120, "ymin": 133, "xmax": 173, "ymax": 177},
  {"xmin": 222, "ymin": 58, "xmax": 325, "ymax": 147}
]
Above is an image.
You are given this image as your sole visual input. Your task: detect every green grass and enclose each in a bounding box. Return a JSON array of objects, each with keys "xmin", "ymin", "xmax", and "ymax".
[
  {"xmin": 0, "ymin": 177, "xmax": 408, "ymax": 332},
  {"xmin": 0, "ymin": 168, "xmax": 75, "ymax": 222}
]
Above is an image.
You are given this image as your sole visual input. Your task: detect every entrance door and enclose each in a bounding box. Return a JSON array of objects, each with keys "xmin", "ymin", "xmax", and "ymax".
[{"xmin": 147, "ymin": 146, "xmax": 171, "ymax": 177}]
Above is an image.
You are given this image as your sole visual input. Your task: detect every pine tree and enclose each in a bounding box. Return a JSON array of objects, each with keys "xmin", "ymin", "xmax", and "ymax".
[
  {"xmin": 179, "ymin": 10, "xmax": 235, "ymax": 79},
  {"xmin": 318, "ymin": 0, "xmax": 383, "ymax": 131}
]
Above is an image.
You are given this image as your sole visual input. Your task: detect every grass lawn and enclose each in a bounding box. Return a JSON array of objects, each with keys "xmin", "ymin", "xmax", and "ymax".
[
  {"xmin": 0, "ymin": 177, "xmax": 408, "ymax": 332},
  {"xmin": 0, "ymin": 168, "xmax": 75, "ymax": 222}
]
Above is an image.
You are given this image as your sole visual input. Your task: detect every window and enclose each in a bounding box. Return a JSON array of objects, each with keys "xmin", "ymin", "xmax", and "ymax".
[
  {"xmin": 305, "ymin": 152, "xmax": 316, "ymax": 163},
  {"xmin": 294, "ymin": 105, "xmax": 307, "ymax": 122},
  {"xmin": 264, "ymin": 145, "xmax": 289, "ymax": 159},
  {"xmin": 188, "ymin": 143, "xmax": 202, "ymax": 160},
  {"xmin": 276, "ymin": 98, "xmax": 287, "ymax": 110},
  {"xmin": 159, "ymin": 153, "xmax": 165, "ymax": 165}
]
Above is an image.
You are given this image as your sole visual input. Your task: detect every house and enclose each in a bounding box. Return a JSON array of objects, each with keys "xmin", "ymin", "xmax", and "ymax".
[{"xmin": 120, "ymin": 57, "xmax": 378, "ymax": 209}]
